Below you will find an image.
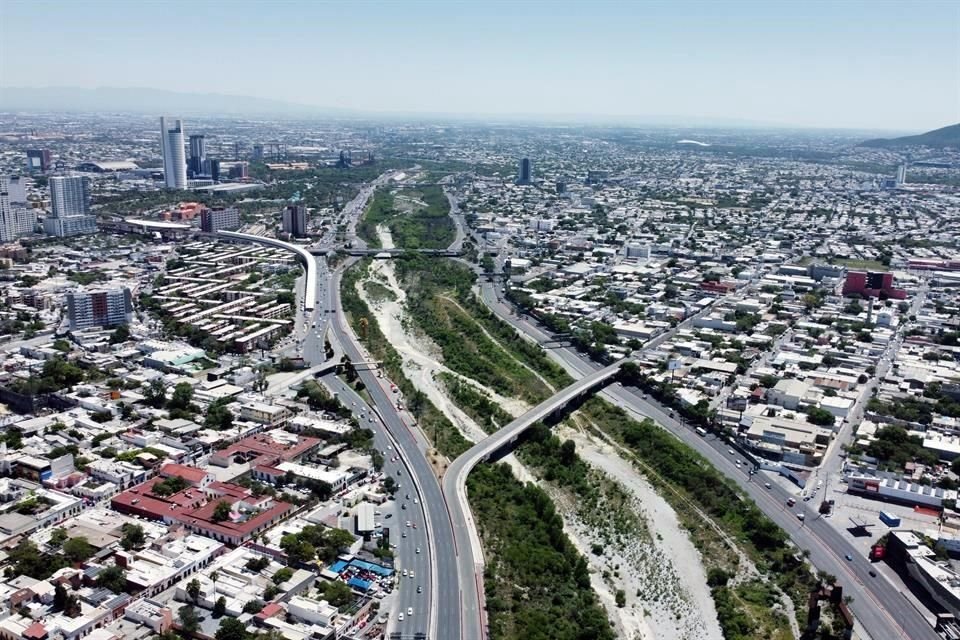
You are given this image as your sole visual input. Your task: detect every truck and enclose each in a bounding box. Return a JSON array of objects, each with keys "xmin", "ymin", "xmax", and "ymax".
[{"xmin": 879, "ymin": 511, "xmax": 901, "ymax": 527}]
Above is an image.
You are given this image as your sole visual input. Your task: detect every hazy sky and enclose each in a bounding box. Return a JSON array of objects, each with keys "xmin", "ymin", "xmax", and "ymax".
[{"xmin": 1, "ymin": 0, "xmax": 958, "ymax": 131}]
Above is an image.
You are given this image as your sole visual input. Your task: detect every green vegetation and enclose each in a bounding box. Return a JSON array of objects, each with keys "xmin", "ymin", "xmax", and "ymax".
[
  {"xmin": 806, "ymin": 406, "xmax": 836, "ymax": 426},
  {"xmin": 358, "ymin": 185, "xmax": 455, "ymax": 250},
  {"xmin": 245, "ymin": 556, "xmax": 271, "ymax": 572},
  {"xmin": 357, "ymin": 188, "xmax": 395, "ymax": 248},
  {"xmin": 279, "ymin": 525, "xmax": 355, "ymax": 566},
  {"xmin": 395, "ymin": 254, "xmax": 570, "ymax": 398},
  {"xmin": 62, "ymin": 536, "xmax": 94, "ymax": 563},
  {"xmin": 120, "ymin": 523, "xmax": 145, "ymax": 550},
  {"xmin": 67, "ymin": 270, "xmax": 108, "ymax": 286},
  {"xmin": 96, "ymin": 565, "xmax": 127, "ymax": 593},
  {"xmin": 152, "ymin": 475, "xmax": 190, "ymax": 497},
  {"xmin": 211, "ymin": 500, "xmax": 232, "ymax": 522},
  {"xmin": 5, "ymin": 539, "xmax": 68, "ymax": 580},
  {"xmin": 316, "ymin": 579, "xmax": 354, "ymax": 607},
  {"xmin": 867, "ymin": 393, "xmax": 960, "ymax": 425},
  {"xmin": 10, "ymin": 358, "xmax": 85, "ymax": 395},
  {"xmin": 835, "ymin": 258, "xmax": 887, "ymax": 272},
  {"xmin": 852, "ymin": 423, "xmax": 939, "ymax": 469},
  {"xmin": 438, "ymin": 373, "xmax": 513, "ymax": 433},
  {"xmin": 204, "ymin": 397, "xmax": 235, "ymax": 431},
  {"xmin": 468, "ymin": 462, "xmax": 614, "ymax": 640},
  {"xmin": 581, "ymin": 398, "xmax": 815, "ymax": 634},
  {"xmin": 341, "ymin": 260, "xmax": 470, "ymax": 458}
]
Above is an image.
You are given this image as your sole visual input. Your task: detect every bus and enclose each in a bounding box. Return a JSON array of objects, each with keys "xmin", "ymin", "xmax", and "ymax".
[{"xmin": 696, "ymin": 427, "xmax": 707, "ymax": 437}]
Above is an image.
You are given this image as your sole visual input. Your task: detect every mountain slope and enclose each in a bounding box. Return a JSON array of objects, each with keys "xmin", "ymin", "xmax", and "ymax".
[{"xmin": 861, "ymin": 123, "xmax": 960, "ymax": 149}]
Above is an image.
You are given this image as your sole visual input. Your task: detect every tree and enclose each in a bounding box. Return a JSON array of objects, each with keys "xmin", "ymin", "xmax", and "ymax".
[
  {"xmin": 559, "ymin": 439, "xmax": 576, "ymax": 466},
  {"xmin": 109, "ymin": 324, "xmax": 131, "ymax": 344},
  {"xmin": 212, "ymin": 500, "xmax": 232, "ymax": 523},
  {"xmin": 213, "ymin": 596, "xmax": 227, "ymax": 618},
  {"xmin": 383, "ymin": 476, "xmax": 398, "ymax": 495},
  {"xmin": 62, "ymin": 537, "xmax": 94, "ymax": 563},
  {"xmin": 205, "ymin": 398, "xmax": 234, "ymax": 431},
  {"xmin": 145, "ymin": 378, "xmax": 168, "ymax": 409},
  {"xmin": 215, "ymin": 617, "xmax": 247, "ymax": 640},
  {"xmin": 615, "ymin": 589, "xmax": 626, "ymax": 608},
  {"xmin": 53, "ymin": 339, "xmax": 71, "ymax": 352},
  {"xmin": 806, "ymin": 406, "xmax": 836, "ymax": 427},
  {"xmin": 242, "ymin": 599, "xmax": 264, "ymax": 614},
  {"xmin": 951, "ymin": 458, "xmax": 960, "ymax": 476},
  {"xmin": 178, "ymin": 604, "xmax": 200, "ymax": 637},
  {"xmin": 186, "ymin": 577, "xmax": 201, "ymax": 603},
  {"xmin": 169, "ymin": 382, "xmax": 195, "ymax": 414},
  {"xmin": 120, "ymin": 523, "xmax": 145, "ymax": 550},
  {"xmin": 152, "ymin": 475, "xmax": 190, "ymax": 497},
  {"xmin": 54, "ymin": 582, "xmax": 68, "ymax": 611},
  {"xmin": 97, "ymin": 565, "xmax": 127, "ymax": 593},
  {"xmin": 49, "ymin": 527, "xmax": 69, "ymax": 548},
  {"xmin": 271, "ymin": 567, "xmax": 293, "ymax": 585}
]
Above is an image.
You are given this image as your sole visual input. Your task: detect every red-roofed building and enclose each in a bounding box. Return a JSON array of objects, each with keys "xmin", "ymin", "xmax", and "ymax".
[
  {"xmin": 159, "ymin": 463, "xmax": 213, "ymax": 489},
  {"xmin": 210, "ymin": 430, "xmax": 320, "ymax": 470},
  {"xmin": 22, "ymin": 621, "xmax": 47, "ymax": 640},
  {"xmin": 111, "ymin": 471, "xmax": 293, "ymax": 546},
  {"xmin": 255, "ymin": 602, "xmax": 284, "ymax": 623}
]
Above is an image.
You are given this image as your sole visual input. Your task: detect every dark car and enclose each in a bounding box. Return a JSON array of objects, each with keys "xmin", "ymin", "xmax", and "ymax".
[{"xmin": 868, "ymin": 569, "xmax": 877, "ymax": 577}]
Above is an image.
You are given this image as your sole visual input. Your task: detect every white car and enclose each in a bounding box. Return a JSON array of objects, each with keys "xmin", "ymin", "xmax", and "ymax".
[
  {"xmin": 407, "ymin": 607, "xmax": 413, "ymax": 616},
  {"xmin": 398, "ymin": 613, "xmax": 405, "ymax": 621},
  {"xmin": 409, "ymin": 571, "xmax": 415, "ymax": 579},
  {"xmin": 402, "ymin": 569, "xmax": 408, "ymax": 577},
  {"xmin": 415, "ymin": 547, "xmax": 421, "ymax": 554}
]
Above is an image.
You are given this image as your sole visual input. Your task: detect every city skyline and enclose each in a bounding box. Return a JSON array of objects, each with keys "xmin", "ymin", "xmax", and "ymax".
[{"xmin": 1, "ymin": 0, "xmax": 957, "ymax": 131}]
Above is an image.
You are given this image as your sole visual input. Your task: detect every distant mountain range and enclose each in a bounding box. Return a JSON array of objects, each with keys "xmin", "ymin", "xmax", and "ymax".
[
  {"xmin": 0, "ymin": 86, "xmax": 354, "ymax": 117},
  {"xmin": 861, "ymin": 123, "xmax": 960, "ymax": 149}
]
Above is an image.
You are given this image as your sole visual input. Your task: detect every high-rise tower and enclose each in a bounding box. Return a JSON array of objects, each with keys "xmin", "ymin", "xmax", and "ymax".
[
  {"xmin": 188, "ymin": 134, "xmax": 206, "ymax": 176},
  {"xmin": 517, "ymin": 157, "xmax": 532, "ymax": 185},
  {"xmin": 160, "ymin": 117, "xmax": 187, "ymax": 189}
]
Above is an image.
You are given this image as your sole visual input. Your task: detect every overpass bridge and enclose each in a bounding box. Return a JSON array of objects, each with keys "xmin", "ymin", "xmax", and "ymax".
[
  {"xmin": 441, "ymin": 358, "xmax": 626, "ymax": 640},
  {"xmin": 308, "ymin": 247, "xmax": 463, "ymax": 258},
  {"xmin": 217, "ymin": 230, "xmax": 317, "ymax": 311}
]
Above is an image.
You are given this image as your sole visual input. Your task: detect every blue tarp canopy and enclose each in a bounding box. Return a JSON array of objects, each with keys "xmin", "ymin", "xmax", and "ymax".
[{"xmin": 347, "ymin": 576, "xmax": 372, "ymax": 591}]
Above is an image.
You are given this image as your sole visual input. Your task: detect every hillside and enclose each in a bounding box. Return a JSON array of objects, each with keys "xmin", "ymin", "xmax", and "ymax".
[{"xmin": 861, "ymin": 123, "xmax": 960, "ymax": 149}]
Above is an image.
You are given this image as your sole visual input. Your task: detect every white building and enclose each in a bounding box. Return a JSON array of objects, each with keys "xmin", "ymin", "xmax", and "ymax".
[
  {"xmin": 767, "ymin": 379, "xmax": 811, "ymax": 411},
  {"xmin": 160, "ymin": 117, "xmax": 187, "ymax": 190},
  {"xmin": 66, "ymin": 287, "xmax": 133, "ymax": 330},
  {"xmin": 0, "ymin": 177, "xmax": 36, "ymax": 242},
  {"xmin": 45, "ymin": 175, "xmax": 97, "ymax": 237},
  {"xmin": 200, "ymin": 206, "xmax": 240, "ymax": 233}
]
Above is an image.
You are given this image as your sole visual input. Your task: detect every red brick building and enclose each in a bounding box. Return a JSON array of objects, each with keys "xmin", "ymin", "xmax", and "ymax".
[
  {"xmin": 842, "ymin": 270, "xmax": 906, "ymax": 300},
  {"xmin": 110, "ymin": 466, "xmax": 293, "ymax": 545}
]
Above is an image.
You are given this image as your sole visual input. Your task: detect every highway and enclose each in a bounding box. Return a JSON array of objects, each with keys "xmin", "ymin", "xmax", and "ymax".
[
  {"xmin": 260, "ymin": 171, "xmax": 454, "ymax": 639},
  {"xmin": 216, "ymin": 230, "xmax": 317, "ymax": 311},
  {"xmin": 442, "ymin": 360, "xmax": 625, "ymax": 640},
  {"xmin": 320, "ymin": 374, "xmax": 432, "ymax": 637},
  {"xmin": 329, "ymin": 263, "xmax": 460, "ymax": 640},
  {"xmin": 318, "ymin": 173, "xmax": 457, "ymax": 640},
  {"xmin": 469, "ymin": 275, "xmax": 939, "ymax": 640}
]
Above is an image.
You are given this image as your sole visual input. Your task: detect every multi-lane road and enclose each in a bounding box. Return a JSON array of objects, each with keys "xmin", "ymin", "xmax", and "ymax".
[
  {"xmin": 321, "ymin": 373, "xmax": 432, "ymax": 636},
  {"xmin": 470, "ymin": 274, "xmax": 939, "ymax": 640},
  {"xmin": 328, "ymin": 262, "xmax": 460, "ymax": 640}
]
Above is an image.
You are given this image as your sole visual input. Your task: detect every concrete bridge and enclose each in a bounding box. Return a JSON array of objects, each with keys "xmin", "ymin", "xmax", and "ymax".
[
  {"xmin": 441, "ymin": 358, "xmax": 627, "ymax": 640},
  {"xmin": 308, "ymin": 247, "xmax": 463, "ymax": 258}
]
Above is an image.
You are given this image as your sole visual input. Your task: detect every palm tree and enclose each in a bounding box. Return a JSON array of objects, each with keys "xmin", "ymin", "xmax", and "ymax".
[{"xmin": 210, "ymin": 570, "xmax": 218, "ymax": 600}]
